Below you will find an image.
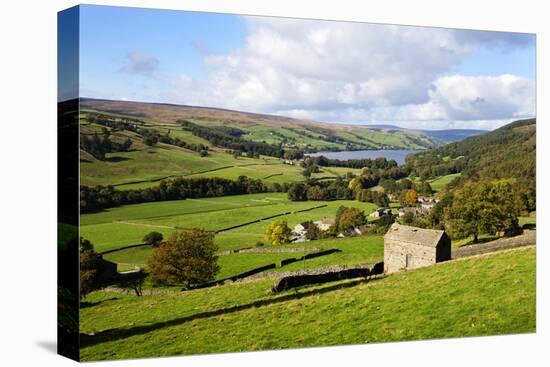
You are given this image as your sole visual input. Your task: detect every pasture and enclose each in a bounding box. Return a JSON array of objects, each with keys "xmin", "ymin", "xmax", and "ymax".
[
  {"xmin": 80, "ymin": 247, "xmax": 536, "ymax": 361},
  {"xmin": 81, "ymin": 193, "xmax": 378, "ymax": 253}
]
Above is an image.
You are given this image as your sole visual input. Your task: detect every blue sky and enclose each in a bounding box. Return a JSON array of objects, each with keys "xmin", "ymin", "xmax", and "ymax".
[{"xmin": 60, "ymin": 4, "xmax": 536, "ymax": 130}]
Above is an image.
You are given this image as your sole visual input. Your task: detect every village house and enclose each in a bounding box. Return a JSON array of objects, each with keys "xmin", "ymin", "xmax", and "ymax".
[
  {"xmin": 369, "ymin": 208, "xmax": 392, "ymax": 218},
  {"xmin": 292, "ymin": 222, "xmax": 311, "ymax": 238},
  {"xmin": 387, "ymin": 193, "xmax": 397, "ymax": 202},
  {"xmin": 397, "ymin": 207, "xmax": 422, "ymax": 217},
  {"xmin": 313, "ymin": 219, "xmax": 335, "ymax": 232},
  {"xmin": 383, "ymin": 223, "xmax": 451, "ymax": 273},
  {"xmin": 292, "ymin": 219, "xmax": 336, "ymax": 241},
  {"xmin": 418, "ymin": 196, "xmax": 437, "ymax": 213}
]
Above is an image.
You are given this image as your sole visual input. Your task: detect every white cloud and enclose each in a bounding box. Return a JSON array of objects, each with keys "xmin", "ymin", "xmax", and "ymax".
[{"xmin": 165, "ymin": 17, "xmax": 535, "ymax": 130}]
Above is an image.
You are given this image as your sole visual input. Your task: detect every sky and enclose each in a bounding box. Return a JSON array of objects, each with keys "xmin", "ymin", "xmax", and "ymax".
[{"xmin": 65, "ymin": 4, "xmax": 536, "ymax": 130}]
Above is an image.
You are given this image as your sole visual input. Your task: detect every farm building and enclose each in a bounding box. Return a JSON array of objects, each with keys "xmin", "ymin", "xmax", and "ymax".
[
  {"xmin": 369, "ymin": 208, "xmax": 392, "ymax": 218},
  {"xmin": 384, "ymin": 223, "xmax": 451, "ymax": 273},
  {"xmin": 313, "ymin": 219, "xmax": 335, "ymax": 231},
  {"xmin": 293, "ymin": 222, "xmax": 311, "ymax": 237}
]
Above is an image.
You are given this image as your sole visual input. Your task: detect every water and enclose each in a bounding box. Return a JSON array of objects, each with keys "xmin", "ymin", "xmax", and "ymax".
[{"xmin": 306, "ymin": 149, "xmax": 419, "ymax": 165}]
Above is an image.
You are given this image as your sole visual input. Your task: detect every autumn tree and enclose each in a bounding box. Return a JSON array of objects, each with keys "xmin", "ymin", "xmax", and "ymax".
[
  {"xmin": 400, "ymin": 189, "xmax": 418, "ymax": 207},
  {"xmin": 338, "ymin": 207, "xmax": 366, "ymax": 231},
  {"xmin": 306, "ymin": 185, "xmax": 324, "ymax": 200},
  {"xmin": 264, "ymin": 220, "xmax": 292, "ymax": 245},
  {"xmin": 335, "ymin": 205, "xmax": 349, "ymax": 224},
  {"xmin": 444, "ymin": 179, "xmax": 523, "ymax": 242},
  {"xmin": 146, "ymin": 229, "xmax": 219, "ymax": 288}
]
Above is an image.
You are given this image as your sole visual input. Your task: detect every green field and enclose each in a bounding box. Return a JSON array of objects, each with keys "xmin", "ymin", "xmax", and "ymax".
[
  {"xmin": 427, "ymin": 173, "xmax": 461, "ymax": 191},
  {"xmin": 81, "ymin": 193, "xmax": 378, "ymax": 253},
  {"xmin": 80, "ymin": 247, "xmax": 536, "ymax": 361},
  {"xmin": 104, "ymin": 235, "xmax": 384, "ymax": 281}
]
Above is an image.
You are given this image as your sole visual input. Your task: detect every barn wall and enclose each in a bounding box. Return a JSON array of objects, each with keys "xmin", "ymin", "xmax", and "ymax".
[{"xmin": 384, "ymin": 240, "xmax": 437, "ymax": 273}]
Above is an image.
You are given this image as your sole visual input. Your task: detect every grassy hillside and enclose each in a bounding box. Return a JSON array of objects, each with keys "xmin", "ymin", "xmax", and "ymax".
[
  {"xmin": 80, "ymin": 247, "xmax": 535, "ymax": 361},
  {"xmin": 79, "ymin": 111, "xmax": 364, "ymax": 188},
  {"xmin": 80, "ymin": 98, "xmax": 443, "ymax": 151},
  {"xmin": 407, "ymin": 118, "xmax": 535, "ymax": 198}
]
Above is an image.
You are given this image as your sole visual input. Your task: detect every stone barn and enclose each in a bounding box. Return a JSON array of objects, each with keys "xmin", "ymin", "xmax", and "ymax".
[{"xmin": 384, "ymin": 223, "xmax": 451, "ymax": 273}]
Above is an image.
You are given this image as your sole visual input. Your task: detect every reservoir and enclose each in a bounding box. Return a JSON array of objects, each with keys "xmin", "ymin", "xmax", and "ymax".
[{"xmin": 306, "ymin": 149, "xmax": 419, "ymax": 165}]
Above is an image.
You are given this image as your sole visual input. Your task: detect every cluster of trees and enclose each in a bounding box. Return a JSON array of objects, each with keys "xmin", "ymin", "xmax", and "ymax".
[
  {"xmin": 85, "ymin": 112, "xmax": 209, "ymax": 156},
  {"xmin": 80, "ymin": 176, "xmax": 270, "ymax": 212},
  {"xmin": 356, "ymin": 189, "xmax": 389, "ymax": 207},
  {"xmin": 378, "ymin": 177, "xmax": 433, "ymax": 196},
  {"xmin": 178, "ymin": 119, "xmax": 285, "ymax": 158},
  {"xmin": 85, "ymin": 113, "xmax": 143, "ymax": 133},
  {"xmin": 304, "ymin": 155, "xmax": 399, "ymax": 170},
  {"xmin": 80, "ymin": 133, "xmax": 132, "ymax": 160},
  {"xmin": 287, "ymin": 179, "xmax": 356, "ymax": 202},
  {"xmin": 402, "ymin": 179, "xmax": 528, "ymax": 242},
  {"xmin": 443, "ymin": 179, "xmax": 524, "ymax": 242}
]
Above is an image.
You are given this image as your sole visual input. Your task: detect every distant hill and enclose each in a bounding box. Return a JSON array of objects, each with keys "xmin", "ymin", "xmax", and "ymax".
[
  {"xmin": 363, "ymin": 124, "xmax": 487, "ymax": 143},
  {"xmin": 79, "ymin": 98, "xmax": 444, "ymax": 151}
]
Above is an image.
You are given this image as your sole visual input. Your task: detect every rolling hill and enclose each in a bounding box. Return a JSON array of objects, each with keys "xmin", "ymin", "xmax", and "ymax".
[
  {"xmin": 79, "ymin": 98, "xmax": 444, "ymax": 151},
  {"xmin": 364, "ymin": 124, "xmax": 487, "ymax": 142}
]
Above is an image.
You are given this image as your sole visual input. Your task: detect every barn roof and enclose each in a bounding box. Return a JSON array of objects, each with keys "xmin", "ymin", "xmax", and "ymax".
[{"xmin": 384, "ymin": 223, "xmax": 446, "ymax": 248}]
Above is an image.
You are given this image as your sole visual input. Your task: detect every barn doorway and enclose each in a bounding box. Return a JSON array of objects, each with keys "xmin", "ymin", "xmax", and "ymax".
[{"xmin": 406, "ymin": 254, "xmax": 412, "ymax": 268}]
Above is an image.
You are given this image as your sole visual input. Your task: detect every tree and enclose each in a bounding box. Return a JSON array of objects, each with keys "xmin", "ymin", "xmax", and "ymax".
[
  {"xmin": 444, "ymin": 180, "xmax": 523, "ymax": 242},
  {"xmin": 143, "ymin": 135, "xmax": 158, "ymax": 146},
  {"xmin": 306, "ymin": 185, "xmax": 325, "ymax": 200},
  {"xmin": 417, "ymin": 181, "xmax": 433, "ymax": 196},
  {"xmin": 400, "ymin": 189, "xmax": 418, "ymax": 207},
  {"xmin": 305, "ymin": 221, "xmax": 321, "ymax": 240},
  {"xmin": 288, "ymin": 183, "xmax": 307, "ymax": 201},
  {"xmin": 80, "ymin": 238, "xmax": 102, "ymax": 298},
  {"xmin": 335, "ymin": 205, "xmax": 348, "ymax": 224},
  {"xmin": 401, "ymin": 210, "xmax": 415, "ymax": 225},
  {"xmin": 348, "ymin": 177, "xmax": 363, "ymax": 191},
  {"xmin": 143, "ymin": 231, "xmax": 164, "ymax": 246},
  {"xmin": 338, "ymin": 207, "xmax": 366, "ymax": 231},
  {"xmin": 264, "ymin": 220, "xmax": 292, "ymax": 245},
  {"xmin": 146, "ymin": 229, "xmax": 219, "ymax": 288},
  {"xmin": 116, "ymin": 271, "xmax": 147, "ymax": 296}
]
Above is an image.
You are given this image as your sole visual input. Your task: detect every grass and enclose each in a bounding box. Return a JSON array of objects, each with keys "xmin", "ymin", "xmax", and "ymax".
[
  {"xmin": 80, "ymin": 247, "xmax": 536, "ymax": 361},
  {"xmin": 81, "ymin": 193, "xmax": 377, "ymax": 253},
  {"xmin": 519, "ymin": 211, "xmax": 536, "ymax": 227},
  {"xmin": 103, "ymin": 235, "xmax": 384, "ymax": 281},
  {"xmin": 427, "ymin": 173, "xmax": 461, "ymax": 191}
]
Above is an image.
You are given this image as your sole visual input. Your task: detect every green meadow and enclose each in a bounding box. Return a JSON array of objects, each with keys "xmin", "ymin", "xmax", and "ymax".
[
  {"xmin": 80, "ymin": 247, "xmax": 536, "ymax": 361},
  {"xmin": 81, "ymin": 193, "xmax": 378, "ymax": 253}
]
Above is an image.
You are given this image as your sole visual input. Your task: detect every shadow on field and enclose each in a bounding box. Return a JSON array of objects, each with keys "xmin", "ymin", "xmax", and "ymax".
[
  {"xmin": 104, "ymin": 156, "xmax": 132, "ymax": 162},
  {"xmin": 80, "ymin": 276, "xmax": 384, "ymax": 347}
]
